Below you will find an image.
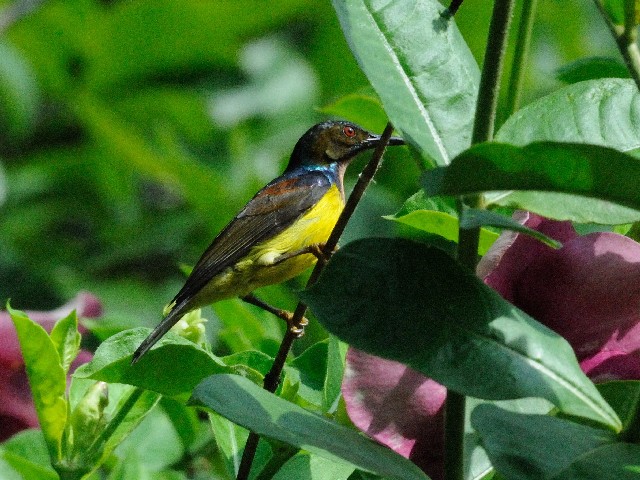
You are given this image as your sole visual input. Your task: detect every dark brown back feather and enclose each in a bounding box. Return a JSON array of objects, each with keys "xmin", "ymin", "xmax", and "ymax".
[{"xmin": 169, "ymin": 168, "xmax": 334, "ymax": 309}]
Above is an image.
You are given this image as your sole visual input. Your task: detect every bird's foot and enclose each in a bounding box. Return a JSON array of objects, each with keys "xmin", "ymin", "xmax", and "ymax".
[
  {"xmin": 241, "ymin": 293, "xmax": 308, "ymax": 337},
  {"xmin": 287, "ymin": 315, "xmax": 308, "ymax": 338},
  {"xmin": 271, "ymin": 243, "xmax": 336, "ymax": 267}
]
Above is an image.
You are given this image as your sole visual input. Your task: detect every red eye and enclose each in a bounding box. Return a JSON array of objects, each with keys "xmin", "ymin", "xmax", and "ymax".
[{"xmin": 343, "ymin": 125, "xmax": 356, "ymax": 137}]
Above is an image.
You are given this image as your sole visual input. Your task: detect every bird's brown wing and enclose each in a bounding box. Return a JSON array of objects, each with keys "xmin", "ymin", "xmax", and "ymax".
[{"xmin": 169, "ymin": 169, "xmax": 332, "ymax": 309}]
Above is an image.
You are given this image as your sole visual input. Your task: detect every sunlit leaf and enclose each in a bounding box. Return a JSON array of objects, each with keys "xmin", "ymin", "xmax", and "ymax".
[
  {"xmin": 424, "ymin": 142, "xmax": 640, "ymax": 224},
  {"xmin": 74, "ymin": 328, "xmax": 228, "ymax": 397},
  {"xmin": 8, "ymin": 307, "xmax": 67, "ymax": 462},
  {"xmin": 333, "ymin": 0, "xmax": 480, "ymax": 165}
]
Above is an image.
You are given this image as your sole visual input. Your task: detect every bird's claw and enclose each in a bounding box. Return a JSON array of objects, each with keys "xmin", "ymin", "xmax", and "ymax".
[{"xmin": 288, "ymin": 315, "xmax": 309, "ymax": 338}]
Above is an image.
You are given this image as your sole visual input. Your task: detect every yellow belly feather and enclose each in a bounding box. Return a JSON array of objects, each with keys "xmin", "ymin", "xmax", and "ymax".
[{"xmin": 188, "ymin": 184, "xmax": 344, "ymax": 308}]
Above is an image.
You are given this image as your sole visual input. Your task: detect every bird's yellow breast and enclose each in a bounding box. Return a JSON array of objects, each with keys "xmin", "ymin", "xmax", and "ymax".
[{"xmin": 190, "ymin": 184, "xmax": 344, "ymax": 307}]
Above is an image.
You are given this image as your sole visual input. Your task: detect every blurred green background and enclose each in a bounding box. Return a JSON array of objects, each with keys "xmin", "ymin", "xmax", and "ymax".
[{"xmin": 0, "ymin": 0, "xmax": 621, "ymax": 342}]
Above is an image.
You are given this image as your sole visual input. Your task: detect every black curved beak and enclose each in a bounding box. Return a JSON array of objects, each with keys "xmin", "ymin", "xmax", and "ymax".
[{"xmin": 354, "ymin": 133, "xmax": 405, "ymax": 155}]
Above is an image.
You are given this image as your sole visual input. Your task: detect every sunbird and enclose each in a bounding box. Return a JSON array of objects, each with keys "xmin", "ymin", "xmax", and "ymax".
[{"xmin": 132, "ymin": 121, "xmax": 404, "ymax": 363}]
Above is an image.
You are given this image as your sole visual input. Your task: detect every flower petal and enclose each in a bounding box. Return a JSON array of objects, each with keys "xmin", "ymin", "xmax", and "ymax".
[
  {"xmin": 342, "ymin": 348, "xmax": 446, "ymax": 479},
  {"xmin": 514, "ymin": 231, "xmax": 640, "ymax": 362}
]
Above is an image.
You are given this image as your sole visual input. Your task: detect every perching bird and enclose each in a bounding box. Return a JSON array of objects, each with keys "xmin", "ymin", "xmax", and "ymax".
[{"xmin": 132, "ymin": 121, "xmax": 404, "ymax": 363}]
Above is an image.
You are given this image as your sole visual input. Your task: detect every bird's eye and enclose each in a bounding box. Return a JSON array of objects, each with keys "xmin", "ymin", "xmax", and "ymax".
[{"xmin": 343, "ymin": 125, "xmax": 356, "ymax": 138}]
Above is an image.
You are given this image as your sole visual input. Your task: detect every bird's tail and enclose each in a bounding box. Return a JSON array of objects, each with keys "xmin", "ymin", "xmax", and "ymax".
[{"xmin": 131, "ymin": 300, "xmax": 186, "ymax": 364}]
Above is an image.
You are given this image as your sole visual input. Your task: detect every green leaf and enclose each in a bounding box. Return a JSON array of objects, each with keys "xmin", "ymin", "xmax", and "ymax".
[
  {"xmin": 497, "ymin": 79, "xmax": 640, "ymax": 151},
  {"xmin": 601, "ymin": 0, "xmax": 625, "ymax": 24},
  {"xmin": 598, "ymin": 381, "xmax": 640, "ymax": 436},
  {"xmin": 321, "ymin": 90, "xmax": 388, "ymax": 133},
  {"xmin": 159, "ymin": 397, "xmax": 201, "ymax": 451},
  {"xmin": 464, "ymin": 397, "xmax": 555, "ymax": 480},
  {"xmin": 556, "ymin": 57, "xmax": 629, "ymax": 84},
  {"xmin": 493, "ymin": 78, "xmax": 640, "ymax": 223},
  {"xmin": 73, "ymin": 328, "xmax": 229, "ymax": 397},
  {"xmin": 190, "ymin": 374, "xmax": 429, "ymax": 480},
  {"xmin": 49, "ymin": 310, "xmax": 81, "ymax": 374},
  {"xmin": 75, "ymin": 94, "xmax": 232, "ymax": 224},
  {"xmin": 222, "ymin": 350, "xmax": 275, "ymax": 378},
  {"xmin": 459, "ymin": 209, "xmax": 561, "ymax": 249},
  {"xmin": 8, "ymin": 306, "xmax": 67, "ymax": 462},
  {"xmin": 394, "ymin": 189, "xmax": 457, "ymax": 218},
  {"xmin": 214, "ymin": 298, "xmax": 284, "ymax": 356},
  {"xmin": 472, "ymin": 404, "xmax": 640, "ymax": 480},
  {"xmin": 0, "ymin": 430, "xmax": 58, "ymax": 480},
  {"xmin": 323, "ymin": 336, "xmax": 347, "ymax": 413},
  {"xmin": 423, "ymin": 142, "xmax": 640, "ymax": 224},
  {"xmin": 289, "ymin": 341, "xmax": 329, "ymax": 408},
  {"xmin": 272, "ymin": 452, "xmax": 355, "ymax": 480},
  {"xmin": 301, "ymin": 238, "xmax": 621, "ymax": 430},
  {"xmin": 389, "ymin": 210, "xmax": 499, "ymax": 255},
  {"xmin": 100, "ymin": 388, "xmax": 161, "ymax": 465},
  {"xmin": 66, "ymin": 381, "xmax": 108, "ymax": 469},
  {"xmin": 333, "ymin": 0, "xmax": 480, "ymax": 165},
  {"xmin": 112, "ymin": 405, "xmax": 182, "ymax": 472}
]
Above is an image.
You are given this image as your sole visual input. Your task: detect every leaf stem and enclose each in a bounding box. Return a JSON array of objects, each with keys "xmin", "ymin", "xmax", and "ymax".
[
  {"xmin": 236, "ymin": 123, "xmax": 397, "ymax": 480},
  {"xmin": 447, "ymin": 1, "xmax": 515, "ymax": 479}
]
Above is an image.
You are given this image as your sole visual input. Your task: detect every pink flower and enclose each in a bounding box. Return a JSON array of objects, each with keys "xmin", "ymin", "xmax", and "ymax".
[
  {"xmin": 0, "ymin": 292, "xmax": 102, "ymax": 441},
  {"xmin": 342, "ymin": 213, "xmax": 640, "ymax": 479}
]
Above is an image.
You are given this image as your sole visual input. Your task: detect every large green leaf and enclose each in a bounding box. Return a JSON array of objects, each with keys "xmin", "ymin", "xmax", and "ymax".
[
  {"xmin": 301, "ymin": 238, "xmax": 621, "ymax": 430},
  {"xmin": 73, "ymin": 328, "xmax": 228, "ymax": 397},
  {"xmin": 333, "ymin": 0, "xmax": 479, "ymax": 165},
  {"xmin": 497, "ymin": 79, "xmax": 640, "ymax": 150},
  {"xmin": 423, "ymin": 142, "xmax": 640, "ymax": 224},
  {"xmin": 472, "ymin": 404, "xmax": 640, "ymax": 480},
  {"xmin": 8, "ymin": 307, "xmax": 68, "ymax": 462},
  {"xmin": 491, "ymin": 78, "xmax": 640, "ymax": 223},
  {"xmin": 190, "ymin": 374, "xmax": 430, "ymax": 480}
]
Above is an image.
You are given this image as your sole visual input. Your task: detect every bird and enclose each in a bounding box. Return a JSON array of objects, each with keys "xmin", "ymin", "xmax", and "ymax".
[{"xmin": 132, "ymin": 120, "xmax": 404, "ymax": 363}]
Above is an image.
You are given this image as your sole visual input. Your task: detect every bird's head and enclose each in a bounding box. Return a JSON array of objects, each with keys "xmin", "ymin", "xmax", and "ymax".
[{"xmin": 285, "ymin": 121, "xmax": 404, "ymax": 172}]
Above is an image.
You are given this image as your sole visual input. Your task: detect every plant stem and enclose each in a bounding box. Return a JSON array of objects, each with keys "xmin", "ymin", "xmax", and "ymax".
[
  {"xmin": 445, "ymin": 0, "xmax": 464, "ymax": 17},
  {"xmin": 471, "ymin": 0, "xmax": 515, "ymax": 145},
  {"xmin": 445, "ymin": 1, "xmax": 515, "ymax": 480},
  {"xmin": 594, "ymin": 0, "xmax": 640, "ymax": 91},
  {"xmin": 504, "ymin": 0, "xmax": 538, "ymax": 117},
  {"xmin": 86, "ymin": 387, "xmax": 144, "ymax": 457},
  {"xmin": 236, "ymin": 122, "xmax": 397, "ymax": 480}
]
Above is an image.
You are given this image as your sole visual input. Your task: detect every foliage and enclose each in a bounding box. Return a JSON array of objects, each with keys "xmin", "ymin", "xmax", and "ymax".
[{"xmin": 3, "ymin": 0, "xmax": 640, "ymax": 479}]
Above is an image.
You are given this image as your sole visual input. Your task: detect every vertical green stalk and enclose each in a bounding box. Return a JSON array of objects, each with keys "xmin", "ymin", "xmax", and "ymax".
[
  {"xmin": 445, "ymin": 1, "xmax": 515, "ymax": 480},
  {"xmin": 504, "ymin": 0, "xmax": 538, "ymax": 116}
]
